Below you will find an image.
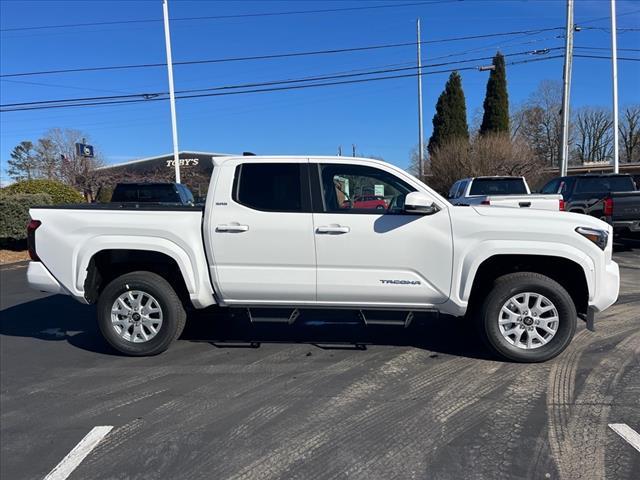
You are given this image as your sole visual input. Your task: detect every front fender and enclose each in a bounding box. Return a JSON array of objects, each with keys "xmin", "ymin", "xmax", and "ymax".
[{"xmin": 455, "ymin": 240, "xmax": 595, "ymax": 304}]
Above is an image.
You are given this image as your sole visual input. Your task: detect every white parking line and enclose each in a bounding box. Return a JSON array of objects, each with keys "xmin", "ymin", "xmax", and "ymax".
[
  {"xmin": 609, "ymin": 423, "xmax": 640, "ymax": 453},
  {"xmin": 43, "ymin": 426, "xmax": 113, "ymax": 480}
]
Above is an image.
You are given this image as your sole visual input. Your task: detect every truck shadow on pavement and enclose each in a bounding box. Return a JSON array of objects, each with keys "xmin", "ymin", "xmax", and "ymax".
[{"xmin": 0, "ymin": 295, "xmax": 495, "ymax": 360}]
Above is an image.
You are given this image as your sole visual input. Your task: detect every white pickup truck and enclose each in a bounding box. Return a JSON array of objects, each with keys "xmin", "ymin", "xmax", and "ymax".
[
  {"xmin": 27, "ymin": 156, "xmax": 619, "ymax": 362},
  {"xmin": 448, "ymin": 176, "xmax": 564, "ymax": 211}
]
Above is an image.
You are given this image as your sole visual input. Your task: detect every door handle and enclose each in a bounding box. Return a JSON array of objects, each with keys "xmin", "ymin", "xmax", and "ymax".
[
  {"xmin": 216, "ymin": 224, "xmax": 249, "ymax": 232},
  {"xmin": 519, "ymin": 202, "xmax": 532, "ymax": 208},
  {"xmin": 316, "ymin": 225, "xmax": 350, "ymax": 234}
]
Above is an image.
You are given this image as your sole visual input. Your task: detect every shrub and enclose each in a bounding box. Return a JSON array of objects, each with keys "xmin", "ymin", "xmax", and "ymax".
[
  {"xmin": 0, "ymin": 193, "xmax": 52, "ymax": 248},
  {"xmin": 3, "ymin": 179, "xmax": 84, "ymax": 204}
]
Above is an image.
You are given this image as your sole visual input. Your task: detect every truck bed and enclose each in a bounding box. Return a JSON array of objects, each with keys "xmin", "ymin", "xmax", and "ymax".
[{"xmin": 28, "ymin": 205, "xmax": 214, "ymax": 308}]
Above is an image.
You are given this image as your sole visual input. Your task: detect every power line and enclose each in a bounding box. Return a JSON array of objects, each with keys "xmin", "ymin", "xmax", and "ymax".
[
  {"xmin": 575, "ymin": 46, "xmax": 640, "ymax": 52},
  {"xmin": 0, "ymin": 55, "xmax": 567, "ymax": 113},
  {"xmin": 0, "ymin": 1, "xmax": 459, "ymax": 32},
  {"xmin": 1, "ymin": 49, "xmax": 562, "ymax": 109},
  {"xmin": 0, "ymin": 27, "xmax": 564, "ymax": 78}
]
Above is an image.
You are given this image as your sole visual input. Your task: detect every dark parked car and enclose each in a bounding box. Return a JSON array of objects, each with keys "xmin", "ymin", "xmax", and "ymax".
[
  {"xmin": 540, "ymin": 174, "xmax": 640, "ymax": 235},
  {"xmin": 110, "ymin": 183, "xmax": 195, "ymax": 206}
]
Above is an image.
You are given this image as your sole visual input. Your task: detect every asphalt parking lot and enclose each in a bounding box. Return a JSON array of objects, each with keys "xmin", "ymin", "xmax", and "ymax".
[{"xmin": 1, "ymin": 242, "xmax": 639, "ymax": 480}]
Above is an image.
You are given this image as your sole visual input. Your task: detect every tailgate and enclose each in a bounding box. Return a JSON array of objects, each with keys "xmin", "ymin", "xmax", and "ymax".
[
  {"xmin": 611, "ymin": 192, "xmax": 640, "ymax": 221},
  {"xmin": 485, "ymin": 194, "xmax": 562, "ymax": 211}
]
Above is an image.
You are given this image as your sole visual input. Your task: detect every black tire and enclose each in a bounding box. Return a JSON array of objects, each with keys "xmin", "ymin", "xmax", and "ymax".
[
  {"xmin": 477, "ymin": 272, "xmax": 577, "ymax": 363},
  {"xmin": 97, "ymin": 271, "xmax": 186, "ymax": 356}
]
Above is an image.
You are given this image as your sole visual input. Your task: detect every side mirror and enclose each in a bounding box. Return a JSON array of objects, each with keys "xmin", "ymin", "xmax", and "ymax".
[{"xmin": 404, "ymin": 192, "xmax": 440, "ymax": 215}]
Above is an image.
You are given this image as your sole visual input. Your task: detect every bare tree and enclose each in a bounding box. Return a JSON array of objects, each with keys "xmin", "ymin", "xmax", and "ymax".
[
  {"xmin": 511, "ymin": 80, "xmax": 564, "ymax": 167},
  {"xmin": 35, "ymin": 138, "xmax": 60, "ymax": 180},
  {"xmin": 620, "ymin": 105, "xmax": 640, "ymax": 163},
  {"xmin": 43, "ymin": 128, "xmax": 104, "ymax": 200},
  {"xmin": 572, "ymin": 107, "xmax": 613, "ymax": 164},
  {"xmin": 427, "ymin": 133, "xmax": 545, "ymax": 195}
]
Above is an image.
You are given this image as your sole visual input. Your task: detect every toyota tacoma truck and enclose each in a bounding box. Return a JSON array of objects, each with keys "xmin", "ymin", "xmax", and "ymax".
[{"xmin": 27, "ymin": 156, "xmax": 620, "ymax": 362}]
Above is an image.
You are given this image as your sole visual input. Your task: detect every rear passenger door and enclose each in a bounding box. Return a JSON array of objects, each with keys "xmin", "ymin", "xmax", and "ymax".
[{"xmin": 206, "ymin": 159, "xmax": 316, "ymax": 304}]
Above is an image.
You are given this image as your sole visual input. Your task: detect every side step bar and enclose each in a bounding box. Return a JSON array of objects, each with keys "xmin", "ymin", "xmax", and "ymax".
[
  {"xmin": 359, "ymin": 310, "xmax": 414, "ymax": 328},
  {"xmin": 247, "ymin": 308, "xmax": 300, "ymax": 324}
]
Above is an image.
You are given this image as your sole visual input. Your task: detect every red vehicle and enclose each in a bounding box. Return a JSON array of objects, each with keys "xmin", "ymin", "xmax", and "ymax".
[{"xmin": 342, "ymin": 195, "xmax": 388, "ymax": 210}]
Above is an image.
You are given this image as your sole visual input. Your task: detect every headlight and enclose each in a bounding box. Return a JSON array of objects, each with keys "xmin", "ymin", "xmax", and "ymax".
[{"xmin": 575, "ymin": 226, "xmax": 608, "ymax": 250}]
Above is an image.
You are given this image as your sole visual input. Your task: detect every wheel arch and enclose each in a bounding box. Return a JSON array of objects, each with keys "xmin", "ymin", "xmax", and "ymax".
[{"xmin": 465, "ymin": 253, "xmax": 591, "ymax": 316}]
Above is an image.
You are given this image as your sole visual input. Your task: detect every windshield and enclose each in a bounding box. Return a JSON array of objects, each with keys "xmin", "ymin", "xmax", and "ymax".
[
  {"xmin": 469, "ymin": 178, "xmax": 527, "ymax": 196},
  {"xmin": 574, "ymin": 176, "xmax": 635, "ymax": 193}
]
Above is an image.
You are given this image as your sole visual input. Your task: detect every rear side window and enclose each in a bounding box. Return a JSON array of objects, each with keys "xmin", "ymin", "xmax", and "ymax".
[
  {"xmin": 574, "ymin": 176, "xmax": 635, "ymax": 193},
  {"xmin": 469, "ymin": 178, "xmax": 527, "ymax": 196},
  {"xmin": 234, "ymin": 163, "xmax": 302, "ymax": 212},
  {"xmin": 448, "ymin": 181, "xmax": 460, "ymax": 199},
  {"xmin": 541, "ymin": 179, "xmax": 560, "ymax": 194}
]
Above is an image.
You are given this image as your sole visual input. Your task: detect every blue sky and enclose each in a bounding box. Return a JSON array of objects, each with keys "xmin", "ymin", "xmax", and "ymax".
[{"xmin": 1, "ymin": 0, "xmax": 639, "ymax": 177}]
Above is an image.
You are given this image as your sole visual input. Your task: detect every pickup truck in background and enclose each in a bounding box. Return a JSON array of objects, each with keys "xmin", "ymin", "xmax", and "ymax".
[
  {"xmin": 448, "ymin": 176, "xmax": 563, "ymax": 211},
  {"xmin": 27, "ymin": 156, "xmax": 619, "ymax": 362},
  {"xmin": 540, "ymin": 174, "xmax": 640, "ymax": 236},
  {"xmin": 110, "ymin": 182, "xmax": 195, "ymax": 205}
]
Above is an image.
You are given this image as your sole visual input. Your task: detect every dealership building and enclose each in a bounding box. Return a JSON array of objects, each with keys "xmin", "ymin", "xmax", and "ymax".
[{"xmin": 96, "ymin": 151, "xmax": 232, "ymax": 198}]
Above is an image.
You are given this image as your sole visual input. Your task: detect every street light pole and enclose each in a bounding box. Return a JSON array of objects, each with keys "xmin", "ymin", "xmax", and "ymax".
[
  {"xmin": 559, "ymin": 0, "xmax": 574, "ymax": 177},
  {"xmin": 162, "ymin": 0, "xmax": 181, "ymax": 183},
  {"xmin": 416, "ymin": 18, "xmax": 424, "ymax": 181},
  {"xmin": 611, "ymin": 0, "xmax": 620, "ymax": 173}
]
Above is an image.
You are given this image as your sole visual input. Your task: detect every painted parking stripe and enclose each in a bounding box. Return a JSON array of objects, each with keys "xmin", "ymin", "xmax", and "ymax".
[
  {"xmin": 609, "ymin": 423, "xmax": 640, "ymax": 452},
  {"xmin": 43, "ymin": 426, "xmax": 113, "ymax": 480}
]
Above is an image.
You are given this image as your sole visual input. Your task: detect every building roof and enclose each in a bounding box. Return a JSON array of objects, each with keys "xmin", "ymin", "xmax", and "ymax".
[{"xmin": 97, "ymin": 151, "xmax": 232, "ymax": 170}]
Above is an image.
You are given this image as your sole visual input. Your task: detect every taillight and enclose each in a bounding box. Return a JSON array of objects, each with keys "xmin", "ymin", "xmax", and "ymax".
[
  {"xmin": 480, "ymin": 200, "xmax": 490, "ymax": 205},
  {"xmin": 27, "ymin": 219, "xmax": 41, "ymax": 261},
  {"xmin": 603, "ymin": 197, "xmax": 614, "ymax": 216},
  {"xmin": 559, "ymin": 199, "xmax": 565, "ymax": 211}
]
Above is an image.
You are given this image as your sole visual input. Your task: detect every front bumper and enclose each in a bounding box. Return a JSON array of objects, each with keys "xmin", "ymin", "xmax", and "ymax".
[
  {"xmin": 27, "ymin": 261, "xmax": 65, "ymax": 295},
  {"xmin": 590, "ymin": 260, "xmax": 620, "ymax": 313}
]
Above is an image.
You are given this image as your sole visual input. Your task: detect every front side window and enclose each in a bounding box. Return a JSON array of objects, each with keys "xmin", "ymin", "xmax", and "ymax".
[
  {"xmin": 319, "ymin": 164, "xmax": 415, "ymax": 214},
  {"xmin": 235, "ymin": 163, "xmax": 302, "ymax": 212}
]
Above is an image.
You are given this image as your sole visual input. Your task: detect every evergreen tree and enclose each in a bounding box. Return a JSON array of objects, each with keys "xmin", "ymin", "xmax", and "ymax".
[
  {"xmin": 428, "ymin": 71, "xmax": 469, "ymax": 155},
  {"xmin": 7, "ymin": 141, "xmax": 38, "ymax": 181},
  {"xmin": 480, "ymin": 52, "xmax": 510, "ymax": 135}
]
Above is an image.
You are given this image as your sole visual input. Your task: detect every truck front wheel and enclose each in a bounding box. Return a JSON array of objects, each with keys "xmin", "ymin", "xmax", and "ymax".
[
  {"xmin": 97, "ymin": 271, "xmax": 186, "ymax": 356},
  {"xmin": 478, "ymin": 272, "xmax": 577, "ymax": 362}
]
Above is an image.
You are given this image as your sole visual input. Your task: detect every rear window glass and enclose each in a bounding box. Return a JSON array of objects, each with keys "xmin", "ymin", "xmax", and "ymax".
[
  {"xmin": 469, "ymin": 178, "xmax": 527, "ymax": 196},
  {"xmin": 574, "ymin": 176, "xmax": 634, "ymax": 193},
  {"xmin": 235, "ymin": 163, "xmax": 302, "ymax": 212},
  {"xmin": 112, "ymin": 184, "xmax": 178, "ymax": 203}
]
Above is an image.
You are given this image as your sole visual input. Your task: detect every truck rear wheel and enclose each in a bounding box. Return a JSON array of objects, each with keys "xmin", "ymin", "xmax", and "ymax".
[
  {"xmin": 477, "ymin": 272, "xmax": 576, "ymax": 362},
  {"xmin": 97, "ymin": 271, "xmax": 186, "ymax": 356}
]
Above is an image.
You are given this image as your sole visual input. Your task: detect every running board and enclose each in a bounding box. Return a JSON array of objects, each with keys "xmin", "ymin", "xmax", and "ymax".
[
  {"xmin": 358, "ymin": 310, "xmax": 414, "ymax": 328},
  {"xmin": 246, "ymin": 308, "xmax": 300, "ymax": 324}
]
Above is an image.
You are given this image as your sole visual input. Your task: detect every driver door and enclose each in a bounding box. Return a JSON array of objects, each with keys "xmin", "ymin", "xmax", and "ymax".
[{"xmin": 311, "ymin": 161, "xmax": 453, "ymax": 307}]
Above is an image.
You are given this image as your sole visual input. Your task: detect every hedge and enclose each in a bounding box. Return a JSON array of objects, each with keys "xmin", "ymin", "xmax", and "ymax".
[
  {"xmin": 2, "ymin": 179, "xmax": 84, "ymax": 204},
  {"xmin": 0, "ymin": 193, "xmax": 52, "ymax": 247}
]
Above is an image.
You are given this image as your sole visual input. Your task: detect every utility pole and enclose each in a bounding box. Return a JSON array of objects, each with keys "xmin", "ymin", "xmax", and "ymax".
[
  {"xmin": 611, "ymin": 0, "xmax": 620, "ymax": 173},
  {"xmin": 416, "ymin": 18, "xmax": 425, "ymax": 181},
  {"xmin": 162, "ymin": 0, "xmax": 181, "ymax": 183},
  {"xmin": 338, "ymin": 145, "xmax": 342, "ymax": 156},
  {"xmin": 352, "ymin": 144, "xmax": 356, "ymax": 157},
  {"xmin": 559, "ymin": 0, "xmax": 574, "ymax": 177}
]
